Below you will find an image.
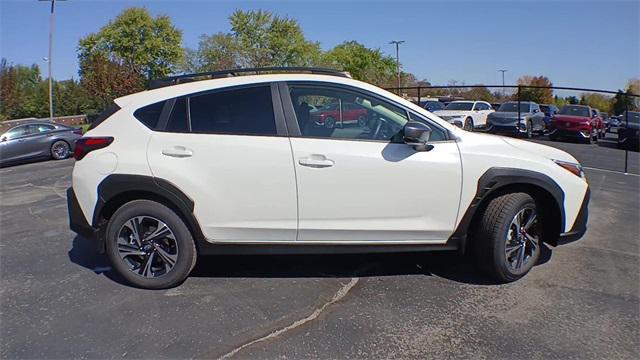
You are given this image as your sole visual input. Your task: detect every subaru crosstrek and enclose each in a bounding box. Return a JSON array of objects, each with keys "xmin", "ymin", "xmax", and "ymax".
[{"xmin": 68, "ymin": 69, "xmax": 589, "ymax": 289}]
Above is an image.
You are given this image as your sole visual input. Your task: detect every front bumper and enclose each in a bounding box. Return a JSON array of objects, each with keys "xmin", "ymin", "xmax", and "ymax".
[
  {"xmin": 486, "ymin": 123, "xmax": 527, "ymax": 134},
  {"xmin": 67, "ymin": 187, "xmax": 99, "ymax": 242},
  {"xmin": 556, "ymin": 187, "xmax": 590, "ymax": 245},
  {"xmin": 548, "ymin": 128, "xmax": 591, "ymax": 139}
]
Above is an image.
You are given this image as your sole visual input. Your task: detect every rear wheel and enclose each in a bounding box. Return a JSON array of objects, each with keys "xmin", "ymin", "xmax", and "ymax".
[
  {"xmin": 50, "ymin": 140, "xmax": 70, "ymax": 160},
  {"xmin": 105, "ymin": 200, "xmax": 197, "ymax": 289},
  {"xmin": 474, "ymin": 193, "xmax": 541, "ymax": 282},
  {"xmin": 357, "ymin": 115, "xmax": 367, "ymax": 128}
]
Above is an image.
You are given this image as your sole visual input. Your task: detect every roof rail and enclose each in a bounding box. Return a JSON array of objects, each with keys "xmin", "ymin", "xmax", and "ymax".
[{"xmin": 149, "ymin": 67, "xmax": 351, "ymax": 89}]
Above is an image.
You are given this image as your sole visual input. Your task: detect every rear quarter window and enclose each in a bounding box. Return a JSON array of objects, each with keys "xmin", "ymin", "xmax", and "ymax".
[{"xmin": 134, "ymin": 101, "xmax": 166, "ymax": 129}]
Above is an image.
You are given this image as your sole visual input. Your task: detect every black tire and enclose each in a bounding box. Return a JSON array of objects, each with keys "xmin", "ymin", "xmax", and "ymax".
[
  {"xmin": 474, "ymin": 193, "xmax": 541, "ymax": 283},
  {"xmin": 105, "ymin": 200, "xmax": 197, "ymax": 289},
  {"xmin": 50, "ymin": 140, "xmax": 70, "ymax": 160},
  {"xmin": 357, "ymin": 115, "xmax": 367, "ymax": 128},
  {"xmin": 324, "ymin": 116, "xmax": 335, "ymax": 129},
  {"xmin": 464, "ymin": 117, "xmax": 474, "ymax": 131}
]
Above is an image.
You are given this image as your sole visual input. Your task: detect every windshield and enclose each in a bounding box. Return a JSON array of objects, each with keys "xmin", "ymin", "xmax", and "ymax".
[
  {"xmin": 498, "ymin": 102, "xmax": 530, "ymax": 112},
  {"xmin": 444, "ymin": 102, "xmax": 474, "ymax": 111},
  {"xmin": 558, "ymin": 106, "xmax": 590, "ymax": 117}
]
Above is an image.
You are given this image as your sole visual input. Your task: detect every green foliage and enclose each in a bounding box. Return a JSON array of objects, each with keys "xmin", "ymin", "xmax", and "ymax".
[
  {"xmin": 80, "ymin": 54, "xmax": 146, "ymax": 113},
  {"xmin": 229, "ymin": 10, "xmax": 322, "ymax": 68},
  {"xmin": 182, "ymin": 33, "xmax": 240, "ymax": 73},
  {"xmin": 323, "ymin": 41, "xmax": 396, "ymax": 86},
  {"xmin": 579, "ymin": 92, "xmax": 613, "ymax": 113},
  {"xmin": 462, "ymin": 86, "xmax": 495, "ymax": 102},
  {"xmin": 517, "ymin": 75, "xmax": 554, "ymax": 104},
  {"xmin": 0, "ymin": 59, "xmax": 48, "ymax": 119},
  {"xmin": 78, "ymin": 7, "xmax": 184, "ymax": 80}
]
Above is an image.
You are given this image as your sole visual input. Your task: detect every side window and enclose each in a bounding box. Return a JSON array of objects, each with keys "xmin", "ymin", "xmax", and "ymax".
[
  {"xmin": 289, "ymin": 84, "xmax": 408, "ymax": 142},
  {"xmin": 2, "ymin": 126, "xmax": 28, "ymax": 140},
  {"xmin": 134, "ymin": 100, "xmax": 166, "ymax": 129},
  {"xmin": 29, "ymin": 124, "xmax": 55, "ymax": 134},
  {"xmin": 189, "ymin": 85, "xmax": 276, "ymax": 135},
  {"xmin": 166, "ymin": 98, "xmax": 189, "ymax": 132}
]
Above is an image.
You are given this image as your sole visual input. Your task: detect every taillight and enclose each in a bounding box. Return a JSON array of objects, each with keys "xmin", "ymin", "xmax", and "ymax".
[{"xmin": 73, "ymin": 137, "xmax": 114, "ymax": 161}]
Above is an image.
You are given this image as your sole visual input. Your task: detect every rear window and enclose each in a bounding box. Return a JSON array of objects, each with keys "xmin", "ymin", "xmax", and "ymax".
[
  {"xmin": 188, "ymin": 85, "xmax": 276, "ymax": 135},
  {"xmin": 134, "ymin": 101, "xmax": 166, "ymax": 129},
  {"xmin": 88, "ymin": 103, "xmax": 121, "ymax": 131}
]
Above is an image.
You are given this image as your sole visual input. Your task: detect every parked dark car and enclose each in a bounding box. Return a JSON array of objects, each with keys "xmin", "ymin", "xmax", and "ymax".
[
  {"xmin": 548, "ymin": 105, "xmax": 600, "ymax": 144},
  {"xmin": 618, "ymin": 111, "xmax": 639, "ymax": 150},
  {"xmin": 490, "ymin": 103, "xmax": 502, "ymax": 111},
  {"xmin": 419, "ymin": 99, "xmax": 445, "ymax": 112},
  {"xmin": 608, "ymin": 115, "xmax": 622, "ymax": 130},
  {"xmin": 0, "ymin": 121, "xmax": 82, "ymax": 166},
  {"xmin": 540, "ymin": 104, "xmax": 559, "ymax": 126},
  {"xmin": 485, "ymin": 101, "xmax": 546, "ymax": 138}
]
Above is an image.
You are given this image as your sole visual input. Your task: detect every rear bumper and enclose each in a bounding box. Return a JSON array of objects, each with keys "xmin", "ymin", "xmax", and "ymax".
[
  {"xmin": 556, "ymin": 187, "xmax": 590, "ymax": 245},
  {"xmin": 67, "ymin": 187, "xmax": 98, "ymax": 242}
]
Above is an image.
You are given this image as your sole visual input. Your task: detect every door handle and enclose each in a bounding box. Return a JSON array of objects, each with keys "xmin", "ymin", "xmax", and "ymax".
[
  {"xmin": 161, "ymin": 146, "xmax": 193, "ymax": 158},
  {"xmin": 298, "ymin": 155, "xmax": 334, "ymax": 168}
]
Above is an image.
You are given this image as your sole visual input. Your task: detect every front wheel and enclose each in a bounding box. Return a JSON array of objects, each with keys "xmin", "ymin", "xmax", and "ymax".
[
  {"xmin": 474, "ymin": 193, "xmax": 541, "ymax": 282},
  {"xmin": 324, "ymin": 116, "xmax": 335, "ymax": 129},
  {"xmin": 464, "ymin": 117, "xmax": 474, "ymax": 131},
  {"xmin": 105, "ymin": 200, "xmax": 197, "ymax": 289}
]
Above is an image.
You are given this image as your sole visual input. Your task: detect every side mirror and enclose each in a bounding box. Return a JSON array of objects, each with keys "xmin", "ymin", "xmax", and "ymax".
[{"xmin": 403, "ymin": 121, "xmax": 432, "ymax": 151}]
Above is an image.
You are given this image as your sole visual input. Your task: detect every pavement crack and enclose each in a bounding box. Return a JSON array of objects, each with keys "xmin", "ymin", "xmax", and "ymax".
[{"xmin": 218, "ymin": 277, "xmax": 359, "ymax": 359}]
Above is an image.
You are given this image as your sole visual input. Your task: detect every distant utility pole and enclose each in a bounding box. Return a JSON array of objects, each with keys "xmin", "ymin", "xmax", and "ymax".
[
  {"xmin": 498, "ymin": 69, "xmax": 508, "ymax": 98},
  {"xmin": 390, "ymin": 40, "xmax": 405, "ymax": 95},
  {"xmin": 39, "ymin": 0, "xmax": 66, "ymax": 121}
]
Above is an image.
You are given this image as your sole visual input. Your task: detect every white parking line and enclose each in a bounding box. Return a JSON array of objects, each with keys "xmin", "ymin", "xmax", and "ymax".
[{"xmin": 583, "ymin": 166, "xmax": 640, "ymax": 177}]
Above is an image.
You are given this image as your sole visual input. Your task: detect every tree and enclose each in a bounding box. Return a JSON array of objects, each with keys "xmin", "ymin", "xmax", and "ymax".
[
  {"xmin": 579, "ymin": 92, "xmax": 613, "ymax": 113},
  {"xmin": 0, "ymin": 59, "xmax": 48, "ymax": 119},
  {"xmin": 323, "ymin": 41, "xmax": 396, "ymax": 86},
  {"xmin": 229, "ymin": 10, "xmax": 322, "ymax": 68},
  {"xmin": 462, "ymin": 86, "xmax": 495, "ymax": 102},
  {"xmin": 80, "ymin": 54, "xmax": 145, "ymax": 112},
  {"xmin": 78, "ymin": 7, "xmax": 184, "ymax": 80},
  {"xmin": 182, "ymin": 33, "xmax": 239, "ymax": 73},
  {"xmin": 517, "ymin": 75, "xmax": 554, "ymax": 104}
]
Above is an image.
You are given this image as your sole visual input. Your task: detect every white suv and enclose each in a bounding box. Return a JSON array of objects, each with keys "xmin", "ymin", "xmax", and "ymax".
[
  {"xmin": 68, "ymin": 68, "xmax": 589, "ymax": 289},
  {"xmin": 434, "ymin": 100, "xmax": 494, "ymax": 129}
]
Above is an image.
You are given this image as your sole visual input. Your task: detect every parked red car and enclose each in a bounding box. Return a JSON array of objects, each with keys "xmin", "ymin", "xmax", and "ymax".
[
  {"xmin": 310, "ymin": 102, "xmax": 368, "ymax": 128},
  {"xmin": 549, "ymin": 105, "xmax": 603, "ymax": 143}
]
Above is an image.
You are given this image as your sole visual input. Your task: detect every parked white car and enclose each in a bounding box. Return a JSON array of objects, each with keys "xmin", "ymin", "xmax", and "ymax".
[
  {"xmin": 68, "ymin": 68, "xmax": 589, "ymax": 289},
  {"xmin": 434, "ymin": 100, "xmax": 494, "ymax": 130}
]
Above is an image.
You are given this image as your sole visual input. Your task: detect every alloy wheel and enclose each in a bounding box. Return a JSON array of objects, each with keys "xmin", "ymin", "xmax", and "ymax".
[
  {"xmin": 504, "ymin": 207, "xmax": 539, "ymax": 273},
  {"xmin": 52, "ymin": 142, "xmax": 69, "ymax": 159},
  {"xmin": 117, "ymin": 216, "xmax": 179, "ymax": 278}
]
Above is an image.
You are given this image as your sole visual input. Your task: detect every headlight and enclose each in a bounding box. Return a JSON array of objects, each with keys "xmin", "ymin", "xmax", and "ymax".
[{"xmin": 554, "ymin": 160, "xmax": 585, "ymax": 178}]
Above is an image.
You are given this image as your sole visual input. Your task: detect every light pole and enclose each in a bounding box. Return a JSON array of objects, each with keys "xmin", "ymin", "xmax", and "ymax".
[
  {"xmin": 39, "ymin": 0, "xmax": 65, "ymax": 121},
  {"xmin": 498, "ymin": 69, "xmax": 508, "ymax": 98},
  {"xmin": 390, "ymin": 40, "xmax": 405, "ymax": 95}
]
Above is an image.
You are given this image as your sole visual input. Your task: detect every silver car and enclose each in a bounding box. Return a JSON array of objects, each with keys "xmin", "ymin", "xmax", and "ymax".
[{"xmin": 0, "ymin": 121, "xmax": 83, "ymax": 166}]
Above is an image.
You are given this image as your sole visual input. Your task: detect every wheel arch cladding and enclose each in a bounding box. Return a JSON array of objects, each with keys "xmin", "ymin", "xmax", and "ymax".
[
  {"xmin": 451, "ymin": 167, "xmax": 565, "ymax": 253},
  {"xmin": 94, "ymin": 174, "xmax": 206, "ymax": 250}
]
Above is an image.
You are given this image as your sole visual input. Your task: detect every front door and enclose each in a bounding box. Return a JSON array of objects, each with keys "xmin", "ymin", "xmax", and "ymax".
[{"xmin": 285, "ymin": 83, "xmax": 462, "ymax": 243}]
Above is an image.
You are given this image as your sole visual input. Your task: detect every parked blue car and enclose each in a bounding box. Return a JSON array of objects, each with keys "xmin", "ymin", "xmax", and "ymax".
[{"xmin": 540, "ymin": 104, "xmax": 559, "ymax": 126}]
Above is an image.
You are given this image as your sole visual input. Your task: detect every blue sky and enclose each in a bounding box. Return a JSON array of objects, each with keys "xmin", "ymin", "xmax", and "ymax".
[{"xmin": 1, "ymin": 0, "xmax": 638, "ymax": 91}]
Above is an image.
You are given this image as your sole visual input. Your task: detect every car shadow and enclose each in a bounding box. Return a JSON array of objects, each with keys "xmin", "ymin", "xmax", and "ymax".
[{"xmin": 69, "ymin": 235, "xmax": 553, "ymax": 287}]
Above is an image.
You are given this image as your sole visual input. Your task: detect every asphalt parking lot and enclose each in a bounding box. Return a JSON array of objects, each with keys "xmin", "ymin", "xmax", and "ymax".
[{"xmin": 1, "ymin": 136, "xmax": 638, "ymax": 359}]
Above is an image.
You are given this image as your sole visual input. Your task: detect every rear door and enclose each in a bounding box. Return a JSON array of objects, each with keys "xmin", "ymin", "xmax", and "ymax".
[
  {"xmin": 283, "ymin": 82, "xmax": 462, "ymax": 243},
  {"xmin": 146, "ymin": 84, "xmax": 298, "ymax": 242}
]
